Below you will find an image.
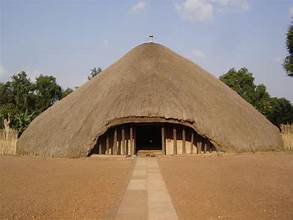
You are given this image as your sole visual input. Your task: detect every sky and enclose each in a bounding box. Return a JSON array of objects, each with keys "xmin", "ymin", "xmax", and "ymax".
[{"xmin": 0, "ymin": 0, "xmax": 293, "ymax": 101}]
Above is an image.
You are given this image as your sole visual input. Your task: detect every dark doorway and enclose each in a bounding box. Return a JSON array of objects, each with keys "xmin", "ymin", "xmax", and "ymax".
[{"xmin": 136, "ymin": 124, "xmax": 162, "ymax": 152}]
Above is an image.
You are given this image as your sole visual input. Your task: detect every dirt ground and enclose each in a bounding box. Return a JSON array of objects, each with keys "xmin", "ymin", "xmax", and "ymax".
[
  {"xmin": 1, "ymin": 153, "xmax": 293, "ymax": 220},
  {"xmin": 0, "ymin": 156, "xmax": 133, "ymax": 219},
  {"xmin": 159, "ymin": 152, "xmax": 293, "ymax": 220}
]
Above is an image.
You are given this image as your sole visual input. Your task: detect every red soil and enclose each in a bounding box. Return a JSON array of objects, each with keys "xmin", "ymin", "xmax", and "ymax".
[
  {"xmin": 159, "ymin": 152, "xmax": 293, "ymax": 220},
  {"xmin": 0, "ymin": 156, "xmax": 133, "ymax": 219}
]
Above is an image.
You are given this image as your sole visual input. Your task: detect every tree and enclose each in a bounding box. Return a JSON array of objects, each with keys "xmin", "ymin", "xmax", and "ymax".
[
  {"xmin": 219, "ymin": 68, "xmax": 256, "ymax": 105},
  {"xmin": 88, "ymin": 67, "xmax": 102, "ymax": 80},
  {"xmin": 0, "ymin": 72, "xmax": 35, "ymax": 134},
  {"xmin": 266, "ymin": 98, "xmax": 293, "ymax": 125},
  {"xmin": 61, "ymin": 88, "xmax": 73, "ymax": 99},
  {"xmin": 220, "ymin": 67, "xmax": 293, "ymax": 127},
  {"xmin": 10, "ymin": 71, "xmax": 35, "ymax": 113},
  {"xmin": 254, "ymin": 84, "xmax": 271, "ymax": 115},
  {"xmin": 283, "ymin": 22, "xmax": 293, "ymax": 76},
  {"xmin": 13, "ymin": 111, "xmax": 35, "ymax": 134},
  {"xmin": 0, "ymin": 71, "xmax": 73, "ymax": 134},
  {"xmin": 34, "ymin": 75, "xmax": 62, "ymax": 113}
]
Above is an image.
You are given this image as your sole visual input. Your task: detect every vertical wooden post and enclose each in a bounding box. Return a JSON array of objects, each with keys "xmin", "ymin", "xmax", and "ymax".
[
  {"xmin": 98, "ymin": 139, "xmax": 102, "ymax": 154},
  {"xmin": 161, "ymin": 125, "xmax": 166, "ymax": 155},
  {"xmin": 182, "ymin": 128, "xmax": 186, "ymax": 154},
  {"xmin": 133, "ymin": 127, "xmax": 136, "ymax": 155},
  {"xmin": 190, "ymin": 131, "xmax": 194, "ymax": 154},
  {"xmin": 197, "ymin": 140, "xmax": 201, "ymax": 154},
  {"xmin": 173, "ymin": 126, "xmax": 177, "ymax": 155},
  {"xmin": 106, "ymin": 135, "xmax": 109, "ymax": 155},
  {"xmin": 126, "ymin": 139, "xmax": 129, "ymax": 156},
  {"xmin": 208, "ymin": 142, "xmax": 212, "ymax": 153},
  {"xmin": 113, "ymin": 128, "xmax": 117, "ymax": 155},
  {"xmin": 110, "ymin": 132, "xmax": 114, "ymax": 155},
  {"xmin": 117, "ymin": 130, "xmax": 120, "ymax": 154},
  {"xmin": 130, "ymin": 126, "xmax": 134, "ymax": 156},
  {"xmin": 204, "ymin": 140, "xmax": 207, "ymax": 154},
  {"xmin": 121, "ymin": 126, "xmax": 125, "ymax": 155}
]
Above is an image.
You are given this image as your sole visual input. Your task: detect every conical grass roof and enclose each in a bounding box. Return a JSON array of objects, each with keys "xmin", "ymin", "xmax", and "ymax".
[{"xmin": 17, "ymin": 43, "xmax": 283, "ymax": 157}]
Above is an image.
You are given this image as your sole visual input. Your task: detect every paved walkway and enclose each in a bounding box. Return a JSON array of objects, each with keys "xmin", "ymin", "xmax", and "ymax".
[{"xmin": 115, "ymin": 157, "xmax": 178, "ymax": 220}]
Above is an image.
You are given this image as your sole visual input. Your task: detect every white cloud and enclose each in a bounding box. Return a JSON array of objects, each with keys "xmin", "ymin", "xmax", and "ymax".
[
  {"xmin": 289, "ymin": 6, "xmax": 293, "ymax": 17},
  {"xmin": 176, "ymin": 0, "xmax": 249, "ymax": 22},
  {"xmin": 129, "ymin": 1, "xmax": 147, "ymax": 14},
  {"xmin": 192, "ymin": 48, "xmax": 207, "ymax": 59},
  {"xmin": 176, "ymin": 0, "xmax": 213, "ymax": 22}
]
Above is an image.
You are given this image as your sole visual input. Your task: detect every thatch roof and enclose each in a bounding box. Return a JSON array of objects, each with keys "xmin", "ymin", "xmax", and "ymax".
[{"xmin": 17, "ymin": 43, "xmax": 283, "ymax": 157}]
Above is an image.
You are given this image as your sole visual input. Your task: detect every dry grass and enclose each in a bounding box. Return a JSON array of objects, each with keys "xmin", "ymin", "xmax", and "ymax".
[
  {"xmin": 281, "ymin": 124, "xmax": 293, "ymax": 151},
  {"xmin": 0, "ymin": 129, "xmax": 18, "ymax": 155},
  {"xmin": 18, "ymin": 43, "xmax": 282, "ymax": 158}
]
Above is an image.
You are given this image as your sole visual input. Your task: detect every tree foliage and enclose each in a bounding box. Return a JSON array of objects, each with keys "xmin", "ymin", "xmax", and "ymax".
[
  {"xmin": 61, "ymin": 88, "xmax": 74, "ymax": 99},
  {"xmin": 0, "ymin": 71, "xmax": 72, "ymax": 134},
  {"xmin": 88, "ymin": 67, "xmax": 102, "ymax": 80},
  {"xmin": 34, "ymin": 75, "xmax": 63, "ymax": 113},
  {"xmin": 266, "ymin": 98, "xmax": 293, "ymax": 126},
  {"xmin": 220, "ymin": 68, "xmax": 293, "ymax": 126},
  {"xmin": 283, "ymin": 21, "xmax": 293, "ymax": 76}
]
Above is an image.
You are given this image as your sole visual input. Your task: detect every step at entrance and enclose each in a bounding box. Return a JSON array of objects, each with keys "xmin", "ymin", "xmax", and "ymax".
[{"xmin": 136, "ymin": 150, "xmax": 162, "ymax": 157}]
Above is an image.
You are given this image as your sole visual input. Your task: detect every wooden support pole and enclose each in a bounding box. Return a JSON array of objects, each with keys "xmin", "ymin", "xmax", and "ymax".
[
  {"xmin": 161, "ymin": 126, "xmax": 166, "ymax": 155},
  {"xmin": 197, "ymin": 140, "xmax": 201, "ymax": 154},
  {"xmin": 113, "ymin": 129, "xmax": 117, "ymax": 155},
  {"xmin": 98, "ymin": 139, "xmax": 102, "ymax": 154},
  {"xmin": 110, "ymin": 132, "xmax": 113, "ymax": 155},
  {"xmin": 133, "ymin": 127, "xmax": 136, "ymax": 154},
  {"xmin": 106, "ymin": 135, "xmax": 109, "ymax": 155},
  {"xmin": 182, "ymin": 128, "xmax": 186, "ymax": 154},
  {"xmin": 208, "ymin": 142, "xmax": 212, "ymax": 153},
  {"xmin": 173, "ymin": 127, "xmax": 177, "ymax": 155},
  {"xmin": 126, "ymin": 139, "xmax": 129, "ymax": 155},
  {"xmin": 204, "ymin": 140, "xmax": 207, "ymax": 154},
  {"xmin": 121, "ymin": 127, "xmax": 125, "ymax": 155},
  {"xmin": 130, "ymin": 126, "xmax": 134, "ymax": 156},
  {"xmin": 117, "ymin": 131, "xmax": 121, "ymax": 155},
  {"xmin": 190, "ymin": 131, "xmax": 194, "ymax": 154}
]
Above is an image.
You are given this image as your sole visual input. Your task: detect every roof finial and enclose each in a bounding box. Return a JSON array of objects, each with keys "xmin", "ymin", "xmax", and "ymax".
[{"xmin": 148, "ymin": 35, "xmax": 154, "ymax": 43}]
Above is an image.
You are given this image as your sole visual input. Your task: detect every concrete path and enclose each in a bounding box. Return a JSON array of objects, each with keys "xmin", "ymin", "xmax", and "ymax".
[{"xmin": 115, "ymin": 157, "xmax": 178, "ymax": 220}]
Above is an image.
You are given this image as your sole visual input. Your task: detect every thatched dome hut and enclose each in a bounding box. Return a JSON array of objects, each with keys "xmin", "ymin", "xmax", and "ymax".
[{"xmin": 17, "ymin": 43, "xmax": 283, "ymax": 157}]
